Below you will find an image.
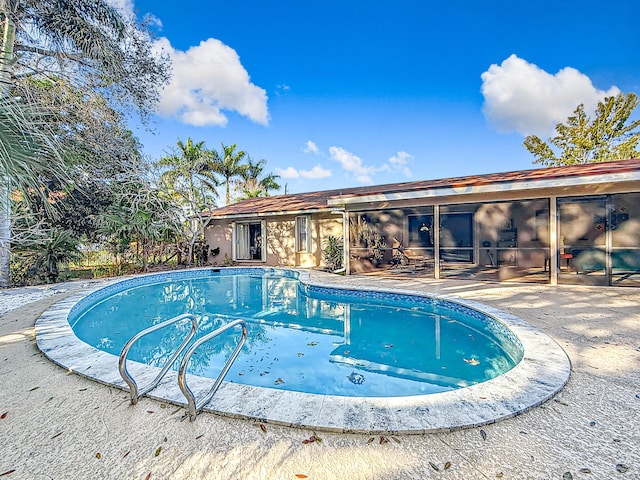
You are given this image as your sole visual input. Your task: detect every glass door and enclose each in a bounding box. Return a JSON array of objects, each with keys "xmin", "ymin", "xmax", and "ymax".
[
  {"xmin": 235, "ymin": 222, "xmax": 264, "ymax": 261},
  {"xmin": 558, "ymin": 197, "xmax": 608, "ymax": 286},
  {"xmin": 439, "ymin": 212, "xmax": 474, "ymax": 263}
]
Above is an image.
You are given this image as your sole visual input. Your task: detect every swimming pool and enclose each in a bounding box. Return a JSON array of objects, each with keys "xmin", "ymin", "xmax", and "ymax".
[{"xmin": 36, "ymin": 268, "xmax": 571, "ymax": 433}]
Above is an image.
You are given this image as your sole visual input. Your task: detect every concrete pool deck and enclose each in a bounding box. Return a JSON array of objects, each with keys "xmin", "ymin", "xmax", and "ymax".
[
  {"xmin": 33, "ymin": 268, "xmax": 570, "ymax": 435},
  {"xmin": 1, "ymin": 273, "xmax": 639, "ymax": 479}
]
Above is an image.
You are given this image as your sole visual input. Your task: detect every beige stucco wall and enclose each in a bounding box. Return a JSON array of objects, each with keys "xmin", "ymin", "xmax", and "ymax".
[
  {"xmin": 205, "ymin": 213, "xmax": 343, "ymax": 268},
  {"xmin": 205, "ymin": 221, "xmax": 233, "ymax": 265},
  {"xmin": 266, "ymin": 217, "xmax": 295, "ymax": 266}
]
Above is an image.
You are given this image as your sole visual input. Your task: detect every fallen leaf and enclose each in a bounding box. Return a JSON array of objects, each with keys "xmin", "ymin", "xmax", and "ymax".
[
  {"xmin": 195, "ymin": 434, "xmax": 204, "ymax": 440},
  {"xmin": 123, "ymin": 451, "xmax": 130, "ymax": 458},
  {"xmin": 145, "ymin": 474, "xmax": 152, "ymax": 480},
  {"xmin": 496, "ymin": 473, "xmax": 504, "ymax": 479},
  {"xmin": 391, "ymin": 436, "xmax": 401, "ymax": 443},
  {"xmin": 257, "ymin": 423, "xmax": 267, "ymax": 433},
  {"xmin": 147, "ymin": 410, "xmax": 154, "ymax": 414},
  {"xmin": 154, "ymin": 446, "xmax": 162, "ymax": 457},
  {"xmin": 0, "ymin": 412, "xmax": 7, "ymax": 419},
  {"xmin": 429, "ymin": 461, "xmax": 439, "ymax": 471},
  {"xmin": 29, "ymin": 386, "xmax": 39, "ymax": 392},
  {"xmin": 295, "ymin": 475, "xmax": 308, "ymax": 478},
  {"xmin": 367, "ymin": 437, "xmax": 375, "ymax": 444},
  {"xmin": 95, "ymin": 453, "xmax": 101, "ymax": 459},
  {"xmin": 0, "ymin": 470, "xmax": 16, "ymax": 477},
  {"xmin": 444, "ymin": 461, "xmax": 452, "ymax": 470},
  {"xmin": 302, "ymin": 433, "xmax": 323, "ymax": 444},
  {"xmin": 79, "ymin": 388, "xmax": 87, "ymax": 391},
  {"xmin": 616, "ymin": 464, "xmax": 629, "ymax": 473},
  {"xmin": 379, "ymin": 436, "xmax": 389, "ymax": 444},
  {"xmin": 51, "ymin": 432, "xmax": 64, "ymax": 440},
  {"xmin": 307, "ymin": 342, "xmax": 318, "ymax": 346},
  {"xmin": 562, "ymin": 472, "xmax": 573, "ymax": 480},
  {"xmin": 579, "ymin": 468, "xmax": 591, "ymax": 474},
  {"xmin": 463, "ymin": 358, "xmax": 480, "ymax": 366},
  {"xmin": 480, "ymin": 429, "xmax": 487, "ymax": 441},
  {"xmin": 297, "ymin": 353, "xmax": 304, "ymax": 357},
  {"xmin": 274, "ymin": 378, "xmax": 284, "ymax": 385}
]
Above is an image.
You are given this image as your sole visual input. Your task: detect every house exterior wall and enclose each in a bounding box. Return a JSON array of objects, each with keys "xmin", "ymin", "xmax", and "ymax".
[
  {"xmin": 205, "ymin": 221, "xmax": 233, "ymax": 265},
  {"xmin": 207, "ymin": 176, "xmax": 640, "ymax": 286},
  {"xmin": 265, "ymin": 217, "xmax": 295, "ymax": 266},
  {"xmin": 205, "ymin": 213, "xmax": 343, "ymax": 269}
]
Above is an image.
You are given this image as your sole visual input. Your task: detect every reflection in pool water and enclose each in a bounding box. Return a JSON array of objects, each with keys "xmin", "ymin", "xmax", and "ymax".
[{"xmin": 70, "ymin": 271, "xmax": 523, "ymax": 397}]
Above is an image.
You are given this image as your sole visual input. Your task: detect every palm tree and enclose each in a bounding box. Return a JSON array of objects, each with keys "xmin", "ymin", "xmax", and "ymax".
[
  {"xmin": 236, "ymin": 157, "xmax": 280, "ymax": 199},
  {"xmin": 157, "ymin": 138, "xmax": 219, "ymax": 266},
  {"xmin": 212, "ymin": 143, "xmax": 248, "ymax": 205},
  {"xmin": 0, "ymin": 0, "xmax": 169, "ymax": 286}
]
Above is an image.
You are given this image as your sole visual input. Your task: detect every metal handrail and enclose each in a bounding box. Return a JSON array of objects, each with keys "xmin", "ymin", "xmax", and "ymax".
[
  {"xmin": 118, "ymin": 313, "xmax": 198, "ymax": 405},
  {"xmin": 178, "ymin": 319, "xmax": 248, "ymax": 421}
]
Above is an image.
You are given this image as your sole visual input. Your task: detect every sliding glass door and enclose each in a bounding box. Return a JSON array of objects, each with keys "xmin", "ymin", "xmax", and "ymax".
[{"xmin": 235, "ymin": 221, "xmax": 264, "ymax": 261}]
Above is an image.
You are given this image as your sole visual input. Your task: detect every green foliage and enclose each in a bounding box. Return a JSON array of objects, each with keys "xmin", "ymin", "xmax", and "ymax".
[
  {"xmin": 157, "ymin": 138, "xmax": 219, "ymax": 266},
  {"xmin": 12, "ymin": 229, "xmax": 81, "ymax": 283},
  {"xmin": 1, "ymin": 0, "xmax": 170, "ymax": 285},
  {"xmin": 524, "ymin": 93, "xmax": 640, "ymax": 166},
  {"xmin": 322, "ymin": 236, "xmax": 344, "ymax": 272},
  {"xmin": 211, "ymin": 143, "xmax": 248, "ymax": 205},
  {"xmin": 236, "ymin": 157, "xmax": 280, "ymax": 200},
  {"xmin": 350, "ymin": 217, "xmax": 387, "ymax": 261}
]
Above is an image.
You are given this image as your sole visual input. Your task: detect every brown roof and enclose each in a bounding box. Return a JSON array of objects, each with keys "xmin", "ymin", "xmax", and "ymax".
[{"xmin": 209, "ymin": 158, "xmax": 640, "ymax": 217}]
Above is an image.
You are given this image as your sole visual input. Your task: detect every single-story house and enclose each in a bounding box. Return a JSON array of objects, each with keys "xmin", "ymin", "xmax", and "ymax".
[{"xmin": 205, "ymin": 158, "xmax": 640, "ymax": 287}]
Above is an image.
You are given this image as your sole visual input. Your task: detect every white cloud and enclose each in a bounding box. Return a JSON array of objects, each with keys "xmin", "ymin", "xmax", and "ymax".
[
  {"xmin": 388, "ymin": 151, "xmax": 413, "ymax": 177},
  {"xmin": 275, "ymin": 165, "xmax": 331, "ymax": 180},
  {"xmin": 303, "ymin": 140, "xmax": 319, "ymax": 154},
  {"xmin": 329, "ymin": 146, "xmax": 381, "ymax": 184},
  {"xmin": 274, "ymin": 166, "xmax": 300, "ymax": 179},
  {"xmin": 153, "ymin": 37, "xmax": 269, "ymax": 127},
  {"xmin": 300, "ymin": 165, "xmax": 331, "ymax": 179},
  {"xmin": 276, "ymin": 84, "xmax": 291, "ymax": 96},
  {"xmin": 107, "ymin": 0, "xmax": 134, "ymax": 19},
  {"xmin": 481, "ymin": 54, "xmax": 620, "ymax": 136}
]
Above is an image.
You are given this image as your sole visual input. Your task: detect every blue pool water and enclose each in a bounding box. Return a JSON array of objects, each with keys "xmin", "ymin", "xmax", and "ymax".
[{"xmin": 69, "ymin": 269, "xmax": 523, "ymax": 397}]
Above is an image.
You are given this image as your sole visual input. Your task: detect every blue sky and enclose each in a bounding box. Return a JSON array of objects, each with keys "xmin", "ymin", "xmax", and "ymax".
[{"xmin": 118, "ymin": 0, "xmax": 639, "ymax": 199}]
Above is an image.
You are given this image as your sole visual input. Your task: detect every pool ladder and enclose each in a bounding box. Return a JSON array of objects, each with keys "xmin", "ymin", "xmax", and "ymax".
[{"xmin": 118, "ymin": 314, "xmax": 248, "ymax": 421}]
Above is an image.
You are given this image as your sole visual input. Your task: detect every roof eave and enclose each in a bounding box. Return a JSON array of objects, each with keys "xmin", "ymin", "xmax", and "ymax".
[
  {"xmin": 327, "ymin": 171, "xmax": 640, "ymax": 206},
  {"xmin": 208, "ymin": 207, "xmax": 336, "ymax": 221}
]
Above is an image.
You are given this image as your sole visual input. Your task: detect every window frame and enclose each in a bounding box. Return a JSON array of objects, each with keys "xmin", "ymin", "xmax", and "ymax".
[{"xmin": 295, "ymin": 215, "xmax": 311, "ymax": 253}]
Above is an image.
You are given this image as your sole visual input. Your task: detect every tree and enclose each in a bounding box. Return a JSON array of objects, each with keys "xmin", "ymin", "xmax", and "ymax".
[
  {"xmin": 524, "ymin": 93, "xmax": 640, "ymax": 167},
  {"xmin": 0, "ymin": 0, "xmax": 170, "ymax": 285},
  {"xmin": 157, "ymin": 138, "xmax": 219, "ymax": 266},
  {"xmin": 235, "ymin": 157, "xmax": 280, "ymax": 199},
  {"xmin": 212, "ymin": 143, "xmax": 248, "ymax": 205}
]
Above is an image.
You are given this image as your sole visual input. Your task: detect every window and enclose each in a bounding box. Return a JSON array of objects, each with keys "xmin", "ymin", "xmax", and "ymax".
[
  {"xmin": 296, "ymin": 216, "xmax": 311, "ymax": 252},
  {"xmin": 440, "ymin": 212, "xmax": 473, "ymax": 263},
  {"xmin": 234, "ymin": 221, "xmax": 264, "ymax": 261},
  {"xmin": 407, "ymin": 215, "xmax": 433, "ymax": 247}
]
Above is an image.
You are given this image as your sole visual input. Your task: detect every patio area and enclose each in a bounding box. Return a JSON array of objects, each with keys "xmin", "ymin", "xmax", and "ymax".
[{"xmin": 1, "ymin": 272, "xmax": 639, "ymax": 479}]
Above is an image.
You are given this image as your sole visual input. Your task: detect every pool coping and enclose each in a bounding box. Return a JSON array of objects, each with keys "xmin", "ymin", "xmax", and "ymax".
[{"xmin": 34, "ymin": 268, "xmax": 571, "ymax": 434}]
